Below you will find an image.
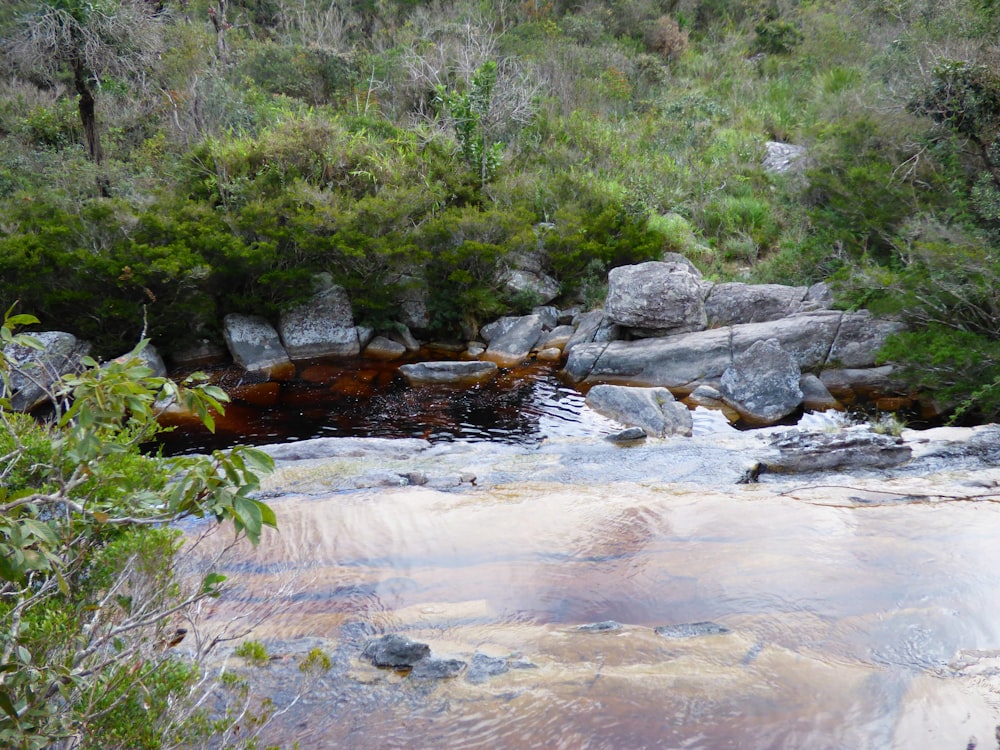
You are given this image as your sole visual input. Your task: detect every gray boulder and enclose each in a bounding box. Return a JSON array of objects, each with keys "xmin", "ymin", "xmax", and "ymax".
[
  {"xmin": 223, "ymin": 314, "xmax": 292, "ymax": 374},
  {"xmin": 820, "ymin": 365, "xmax": 899, "ymax": 403},
  {"xmin": 482, "ymin": 314, "xmax": 544, "ymax": 367},
  {"xmin": 278, "ymin": 283, "xmax": 359, "ymax": 359},
  {"xmin": 585, "ymin": 384, "xmax": 693, "ymax": 437},
  {"xmin": 799, "ymin": 373, "xmax": 841, "ymax": 412},
  {"xmin": 730, "ymin": 311, "xmax": 845, "ymax": 370},
  {"xmin": 720, "ymin": 338, "xmax": 803, "ymax": 426},
  {"xmin": 564, "ymin": 310, "xmax": 606, "ymax": 355},
  {"xmin": 704, "ymin": 282, "xmax": 831, "ymax": 327},
  {"xmin": 364, "ymin": 336, "xmax": 407, "ymax": 360},
  {"xmin": 361, "ymin": 634, "xmax": 430, "ymax": 668},
  {"xmin": 502, "ymin": 268, "xmax": 560, "ymax": 305},
  {"xmin": 763, "ymin": 141, "xmax": 808, "ymax": 175},
  {"xmin": 398, "ymin": 361, "xmax": 498, "ymax": 386},
  {"xmin": 828, "ymin": 311, "xmax": 905, "ymax": 368},
  {"xmin": 2, "ymin": 331, "xmax": 92, "ymax": 411},
  {"xmin": 564, "ymin": 326, "xmax": 733, "ymax": 388},
  {"xmin": 605, "ymin": 261, "xmax": 707, "ymax": 336}
]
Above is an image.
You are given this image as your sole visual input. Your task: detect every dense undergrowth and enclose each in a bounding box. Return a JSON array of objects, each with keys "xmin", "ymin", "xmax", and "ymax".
[{"xmin": 2, "ymin": 0, "xmax": 1000, "ymax": 418}]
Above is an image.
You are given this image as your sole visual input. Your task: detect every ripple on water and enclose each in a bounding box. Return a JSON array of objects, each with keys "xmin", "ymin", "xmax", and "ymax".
[{"xmin": 183, "ymin": 455, "xmax": 1000, "ymax": 749}]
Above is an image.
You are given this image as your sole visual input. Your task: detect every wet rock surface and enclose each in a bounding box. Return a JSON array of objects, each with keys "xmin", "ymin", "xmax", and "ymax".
[{"xmin": 361, "ymin": 634, "xmax": 431, "ymax": 668}]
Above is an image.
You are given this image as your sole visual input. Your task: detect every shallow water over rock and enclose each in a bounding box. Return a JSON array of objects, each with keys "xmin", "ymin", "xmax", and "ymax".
[{"xmin": 182, "ymin": 429, "xmax": 1000, "ymax": 749}]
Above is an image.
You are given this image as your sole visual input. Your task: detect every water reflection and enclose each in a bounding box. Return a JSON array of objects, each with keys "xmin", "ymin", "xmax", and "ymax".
[
  {"xmin": 187, "ymin": 476, "xmax": 1000, "ymax": 749},
  {"xmin": 158, "ymin": 358, "xmax": 619, "ymax": 454}
]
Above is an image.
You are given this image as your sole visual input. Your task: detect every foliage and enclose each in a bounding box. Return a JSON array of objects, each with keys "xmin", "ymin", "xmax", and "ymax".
[{"xmin": 0, "ymin": 310, "xmax": 277, "ymax": 748}]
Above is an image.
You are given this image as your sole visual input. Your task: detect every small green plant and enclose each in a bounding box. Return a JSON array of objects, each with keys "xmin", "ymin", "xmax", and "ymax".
[{"xmin": 235, "ymin": 640, "xmax": 271, "ymax": 667}]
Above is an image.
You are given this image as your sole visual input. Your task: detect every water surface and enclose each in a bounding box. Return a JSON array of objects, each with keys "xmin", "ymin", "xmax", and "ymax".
[{"xmin": 185, "ymin": 455, "xmax": 1000, "ymax": 750}]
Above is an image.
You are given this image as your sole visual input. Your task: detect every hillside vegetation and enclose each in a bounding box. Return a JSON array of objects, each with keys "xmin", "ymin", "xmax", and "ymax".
[{"xmin": 3, "ymin": 0, "xmax": 1000, "ymax": 417}]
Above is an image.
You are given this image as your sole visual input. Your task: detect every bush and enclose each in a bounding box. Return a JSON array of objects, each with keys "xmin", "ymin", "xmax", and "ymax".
[{"xmin": 0, "ymin": 314, "xmax": 278, "ymax": 749}]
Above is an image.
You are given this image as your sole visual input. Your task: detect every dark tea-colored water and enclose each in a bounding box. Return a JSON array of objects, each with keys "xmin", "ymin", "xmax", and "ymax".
[{"xmin": 158, "ymin": 356, "xmax": 618, "ymax": 455}]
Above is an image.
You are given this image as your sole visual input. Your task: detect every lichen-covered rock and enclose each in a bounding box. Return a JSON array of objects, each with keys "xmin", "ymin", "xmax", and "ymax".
[
  {"xmin": 278, "ymin": 282, "xmax": 359, "ymax": 359},
  {"xmin": 720, "ymin": 338, "xmax": 803, "ymax": 426},
  {"xmin": 605, "ymin": 261, "xmax": 707, "ymax": 336},
  {"xmin": 223, "ymin": 313, "xmax": 292, "ymax": 375}
]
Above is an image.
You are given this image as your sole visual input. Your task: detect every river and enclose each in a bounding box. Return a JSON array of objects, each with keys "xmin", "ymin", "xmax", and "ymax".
[{"xmin": 179, "ymin": 419, "xmax": 1000, "ymax": 750}]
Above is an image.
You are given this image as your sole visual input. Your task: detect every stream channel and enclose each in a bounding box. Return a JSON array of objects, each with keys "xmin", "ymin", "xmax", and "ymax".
[{"xmin": 173, "ymin": 358, "xmax": 1000, "ymax": 749}]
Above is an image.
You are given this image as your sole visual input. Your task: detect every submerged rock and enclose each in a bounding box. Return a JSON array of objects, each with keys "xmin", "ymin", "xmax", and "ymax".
[
  {"xmin": 398, "ymin": 360, "xmax": 498, "ymax": 386},
  {"xmin": 411, "ymin": 657, "xmax": 467, "ymax": 679},
  {"xmin": 576, "ymin": 621, "xmax": 624, "ymax": 632},
  {"xmin": 655, "ymin": 622, "xmax": 731, "ymax": 638},
  {"xmin": 465, "ymin": 653, "xmax": 510, "ymax": 684},
  {"xmin": 361, "ymin": 634, "xmax": 430, "ymax": 668}
]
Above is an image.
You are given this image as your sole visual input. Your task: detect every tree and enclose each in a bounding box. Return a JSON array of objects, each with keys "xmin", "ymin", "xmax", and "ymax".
[
  {"xmin": 3, "ymin": 0, "xmax": 164, "ymax": 163},
  {"xmin": 0, "ymin": 309, "xmax": 280, "ymax": 749}
]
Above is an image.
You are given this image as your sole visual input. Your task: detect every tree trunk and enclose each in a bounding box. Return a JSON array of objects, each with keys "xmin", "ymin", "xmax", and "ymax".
[{"xmin": 73, "ymin": 61, "xmax": 103, "ymax": 164}]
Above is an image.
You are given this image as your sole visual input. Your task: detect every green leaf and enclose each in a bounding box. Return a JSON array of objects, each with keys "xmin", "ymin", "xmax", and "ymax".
[{"xmin": 0, "ymin": 689, "xmax": 17, "ymax": 721}]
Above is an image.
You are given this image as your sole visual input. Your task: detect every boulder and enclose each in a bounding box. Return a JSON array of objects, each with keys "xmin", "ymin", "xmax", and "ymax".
[
  {"xmin": 720, "ymin": 338, "xmax": 803, "ymax": 426},
  {"xmin": 828, "ymin": 311, "xmax": 906, "ymax": 368},
  {"xmin": 564, "ymin": 310, "xmax": 606, "ymax": 355},
  {"xmin": 502, "ymin": 268, "xmax": 560, "ymax": 305},
  {"xmin": 729, "ymin": 311, "xmax": 845, "ymax": 370},
  {"xmin": 704, "ymin": 282, "xmax": 830, "ymax": 327},
  {"xmin": 763, "ymin": 141, "xmax": 808, "ymax": 175},
  {"xmin": 820, "ymin": 365, "xmax": 899, "ymax": 403},
  {"xmin": 364, "ymin": 336, "xmax": 407, "ymax": 360},
  {"xmin": 278, "ymin": 283, "xmax": 359, "ymax": 359},
  {"xmin": 585, "ymin": 384, "xmax": 693, "ymax": 437},
  {"xmin": 387, "ymin": 324, "xmax": 421, "ymax": 353},
  {"xmin": 564, "ymin": 326, "xmax": 733, "ymax": 388},
  {"xmin": 766, "ymin": 428, "xmax": 912, "ymax": 473},
  {"xmin": 685, "ymin": 384, "xmax": 740, "ymax": 423},
  {"xmin": 170, "ymin": 338, "xmax": 227, "ymax": 369},
  {"xmin": 361, "ymin": 634, "xmax": 430, "ymax": 668},
  {"xmin": 799, "ymin": 373, "xmax": 841, "ymax": 412},
  {"xmin": 532, "ymin": 305, "xmax": 560, "ymax": 330},
  {"xmin": 479, "ymin": 316, "xmax": 520, "ymax": 344},
  {"xmin": 398, "ymin": 360, "xmax": 498, "ymax": 386},
  {"xmin": 2, "ymin": 331, "xmax": 92, "ymax": 411},
  {"xmin": 223, "ymin": 314, "xmax": 292, "ymax": 375},
  {"xmin": 398, "ymin": 281, "xmax": 431, "ymax": 332},
  {"xmin": 539, "ymin": 325, "xmax": 575, "ymax": 350},
  {"xmin": 605, "ymin": 260, "xmax": 707, "ymax": 336},
  {"xmin": 482, "ymin": 314, "xmax": 544, "ymax": 367}
]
